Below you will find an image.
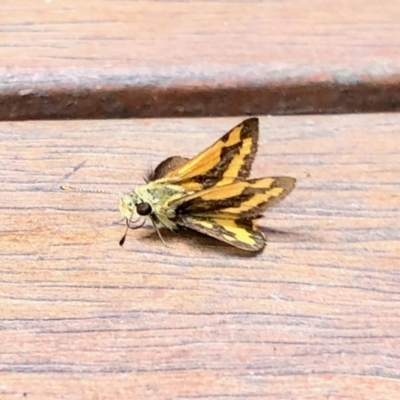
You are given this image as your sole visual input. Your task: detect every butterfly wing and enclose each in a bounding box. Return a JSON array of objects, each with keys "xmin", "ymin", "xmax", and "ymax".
[
  {"xmin": 145, "ymin": 156, "xmax": 190, "ymax": 182},
  {"xmin": 172, "ymin": 177, "xmax": 296, "ymax": 251},
  {"xmin": 159, "ymin": 118, "xmax": 259, "ymax": 191},
  {"xmin": 173, "ymin": 177, "xmax": 295, "ymax": 218},
  {"xmin": 181, "ymin": 215, "xmax": 266, "ymax": 251}
]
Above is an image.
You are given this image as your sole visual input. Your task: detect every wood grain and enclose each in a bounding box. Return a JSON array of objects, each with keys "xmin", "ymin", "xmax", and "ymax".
[
  {"xmin": 0, "ymin": 115, "xmax": 399, "ymax": 399},
  {"xmin": 1, "ymin": 0, "xmax": 400, "ymax": 119}
]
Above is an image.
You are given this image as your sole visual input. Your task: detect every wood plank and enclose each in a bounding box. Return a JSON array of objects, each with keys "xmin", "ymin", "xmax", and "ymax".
[
  {"xmin": 1, "ymin": 0, "xmax": 400, "ymax": 119},
  {"xmin": 0, "ymin": 115, "xmax": 399, "ymax": 399}
]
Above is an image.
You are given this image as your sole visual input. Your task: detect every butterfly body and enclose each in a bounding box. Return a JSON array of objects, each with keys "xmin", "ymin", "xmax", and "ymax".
[
  {"xmin": 119, "ymin": 118, "xmax": 296, "ymax": 252},
  {"xmin": 120, "ymin": 181, "xmax": 193, "ymax": 231}
]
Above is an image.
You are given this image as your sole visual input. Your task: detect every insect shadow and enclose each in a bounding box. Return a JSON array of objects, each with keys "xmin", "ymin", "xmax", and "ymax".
[{"xmin": 138, "ymin": 226, "xmax": 298, "ymax": 258}]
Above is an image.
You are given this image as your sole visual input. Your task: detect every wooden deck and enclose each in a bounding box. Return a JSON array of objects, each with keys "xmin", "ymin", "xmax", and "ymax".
[{"xmin": 0, "ymin": 1, "xmax": 399, "ymax": 399}]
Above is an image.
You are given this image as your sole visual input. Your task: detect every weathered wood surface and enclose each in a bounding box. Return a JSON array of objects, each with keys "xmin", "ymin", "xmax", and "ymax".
[
  {"xmin": 0, "ymin": 115, "xmax": 399, "ymax": 399},
  {"xmin": 1, "ymin": 0, "xmax": 400, "ymax": 119}
]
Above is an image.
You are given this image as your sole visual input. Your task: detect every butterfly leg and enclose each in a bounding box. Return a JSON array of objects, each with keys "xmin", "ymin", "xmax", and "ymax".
[{"xmin": 150, "ymin": 216, "xmax": 170, "ymax": 248}]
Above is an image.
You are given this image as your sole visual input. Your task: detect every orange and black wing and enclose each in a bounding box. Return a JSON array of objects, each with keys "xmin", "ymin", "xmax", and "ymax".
[
  {"xmin": 158, "ymin": 118, "xmax": 259, "ymax": 191},
  {"xmin": 173, "ymin": 177, "xmax": 296, "ymax": 251}
]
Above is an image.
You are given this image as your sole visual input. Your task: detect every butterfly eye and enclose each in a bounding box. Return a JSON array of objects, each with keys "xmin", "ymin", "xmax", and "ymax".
[{"xmin": 136, "ymin": 202, "xmax": 152, "ymax": 216}]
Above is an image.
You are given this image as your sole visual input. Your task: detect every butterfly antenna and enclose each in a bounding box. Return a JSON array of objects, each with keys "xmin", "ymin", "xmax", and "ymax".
[
  {"xmin": 60, "ymin": 185, "xmax": 121, "ymax": 195},
  {"xmin": 119, "ymin": 224, "xmax": 129, "ymax": 247},
  {"xmin": 119, "ymin": 218, "xmax": 146, "ymax": 247},
  {"xmin": 150, "ymin": 217, "xmax": 169, "ymax": 248}
]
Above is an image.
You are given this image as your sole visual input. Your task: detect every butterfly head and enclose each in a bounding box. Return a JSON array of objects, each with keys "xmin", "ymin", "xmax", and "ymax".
[{"xmin": 119, "ymin": 192, "xmax": 153, "ymax": 221}]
